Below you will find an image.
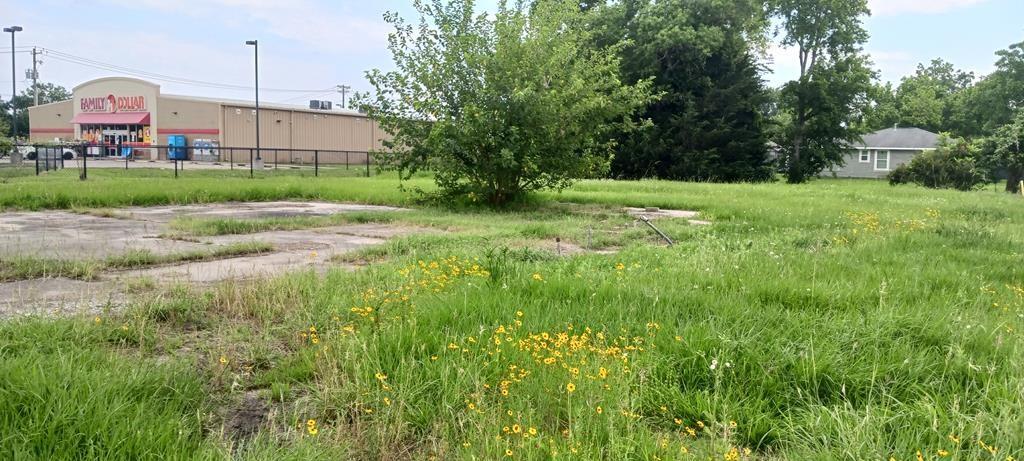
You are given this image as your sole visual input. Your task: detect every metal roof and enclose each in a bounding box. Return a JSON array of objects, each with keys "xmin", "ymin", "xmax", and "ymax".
[
  {"xmin": 854, "ymin": 127, "xmax": 939, "ymax": 149},
  {"xmin": 161, "ymin": 93, "xmax": 369, "ymax": 117}
]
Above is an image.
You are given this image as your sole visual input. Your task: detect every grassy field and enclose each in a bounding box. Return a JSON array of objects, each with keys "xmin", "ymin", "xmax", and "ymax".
[
  {"xmin": 1, "ymin": 173, "xmax": 1022, "ymax": 460},
  {"xmin": 0, "ymin": 166, "xmax": 393, "ymax": 210}
]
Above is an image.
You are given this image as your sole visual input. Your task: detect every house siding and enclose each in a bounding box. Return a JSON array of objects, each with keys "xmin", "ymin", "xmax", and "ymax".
[{"xmin": 829, "ymin": 149, "xmax": 922, "ymax": 179}]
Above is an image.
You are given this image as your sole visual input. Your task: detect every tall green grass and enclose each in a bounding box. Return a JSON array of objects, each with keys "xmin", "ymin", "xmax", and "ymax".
[
  {"xmin": 0, "ymin": 177, "xmax": 1021, "ymax": 459},
  {"xmin": 0, "ymin": 319, "xmax": 223, "ymax": 460}
]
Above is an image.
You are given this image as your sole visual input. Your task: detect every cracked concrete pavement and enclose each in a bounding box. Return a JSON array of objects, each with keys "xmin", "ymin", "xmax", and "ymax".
[{"xmin": 0, "ymin": 202, "xmax": 416, "ymax": 317}]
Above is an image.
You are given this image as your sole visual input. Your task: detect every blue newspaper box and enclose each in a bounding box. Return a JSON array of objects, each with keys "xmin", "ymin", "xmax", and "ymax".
[{"xmin": 168, "ymin": 134, "xmax": 187, "ymax": 160}]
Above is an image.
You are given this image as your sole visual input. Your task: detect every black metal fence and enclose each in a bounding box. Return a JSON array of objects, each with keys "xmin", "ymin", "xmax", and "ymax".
[
  {"xmin": 5, "ymin": 143, "xmax": 377, "ymax": 179},
  {"xmin": 0, "ymin": 145, "xmax": 68, "ymax": 178}
]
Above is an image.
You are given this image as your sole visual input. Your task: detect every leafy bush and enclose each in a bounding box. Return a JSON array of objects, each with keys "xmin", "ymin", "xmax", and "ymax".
[
  {"xmin": 887, "ymin": 135, "xmax": 986, "ymax": 190},
  {"xmin": 0, "ymin": 135, "xmax": 12, "ymax": 156},
  {"xmin": 363, "ymin": 0, "xmax": 652, "ymax": 206},
  {"xmin": 981, "ymin": 111, "xmax": 1024, "ymax": 193}
]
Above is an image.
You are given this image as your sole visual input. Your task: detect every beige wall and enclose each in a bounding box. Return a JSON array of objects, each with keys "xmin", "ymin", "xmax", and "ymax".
[
  {"xmin": 27, "ymin": 100, "xmax": 74, "ymax": 142},
  {"xmin": 290, "ymin": 112, "xmax": 378, "ymax": 151},
  {"xmin": 223, "ymin": 105, "xmax": 387, "ymax": 151},
  {"xmin": 156, "ymin": 97, "xmax": 221, "ymax": 145}
]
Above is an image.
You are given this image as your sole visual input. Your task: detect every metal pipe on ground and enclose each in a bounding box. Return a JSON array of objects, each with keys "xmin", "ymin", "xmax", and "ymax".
[{"xmin": 639, "ymin": 215, "xmax": 673, "ymax": 246}]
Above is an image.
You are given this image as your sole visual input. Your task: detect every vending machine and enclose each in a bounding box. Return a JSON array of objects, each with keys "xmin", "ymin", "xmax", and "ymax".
[{"xmin": 192, "ymin": 139, "xmax": 220, "ymax": 162}]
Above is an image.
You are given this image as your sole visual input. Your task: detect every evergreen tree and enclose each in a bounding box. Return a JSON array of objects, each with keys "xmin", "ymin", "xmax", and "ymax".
[{"xmin": 602, "ymin": 0, "xmax": 774, "ymax": 182}]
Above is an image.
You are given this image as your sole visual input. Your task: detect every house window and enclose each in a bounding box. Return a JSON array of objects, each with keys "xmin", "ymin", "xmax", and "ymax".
[
  {"xmin": 859, "ymin": 150, "xmax": 870, "ymax": 163},
  {"xmin": 874, "ymin": 150, "xmax": 890, "ymax": 171}
]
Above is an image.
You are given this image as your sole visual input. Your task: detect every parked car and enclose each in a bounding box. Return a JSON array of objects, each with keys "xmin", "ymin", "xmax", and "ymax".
[{"xmin": 20, "ymin": 145, "xmax": 81, "ymax": 160}]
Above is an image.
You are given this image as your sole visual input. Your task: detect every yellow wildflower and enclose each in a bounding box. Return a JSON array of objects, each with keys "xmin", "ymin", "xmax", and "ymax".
[{"xmin": 566, "ymin": 382, "xmax": 576, "ymax": 393}]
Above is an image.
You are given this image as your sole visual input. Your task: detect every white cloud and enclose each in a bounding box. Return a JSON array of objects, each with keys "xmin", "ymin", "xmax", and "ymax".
[
  {"xmin": 868, "ymin": 0, "xmax": 988, "ymax": 16},
  {"xmin": 99, "ymin": 0, "xmax": 391, "ymax": 54},
  {"xmin": 0, "ymin": 0, "xmax": 388, "ymax": 101}
]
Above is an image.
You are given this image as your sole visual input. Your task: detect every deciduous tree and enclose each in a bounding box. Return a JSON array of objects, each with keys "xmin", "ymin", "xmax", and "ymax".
[
  {"xmin": 770, "ymin": 0, "xmax": 873, "ymax": 183},
  {"xmin": 363, "ymin": 0, "xmax": 652, "ymax": 206}
]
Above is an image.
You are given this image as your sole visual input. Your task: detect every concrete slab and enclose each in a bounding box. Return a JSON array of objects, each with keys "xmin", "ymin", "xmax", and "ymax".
[
  {"xmin": 0, "ymin": 202, "xmax": 416, "ymax": 318},
  {"xmin": 118, "ymin": 251, "xmax": 348, "ymax": 283},
  {"xmin": 0, "ymin": 211, "xmax": 210, "ymax": 259},
  {"xmin": 0, "ymin": 277, "xmax": 125, "ymax": 317},
  {"xmin": 623, "ymin": 207, "xmax": 709, "ymax": 226},
  {"xmin": 123, "ymin": 201, "xmax": 406, "ymax": 223}
]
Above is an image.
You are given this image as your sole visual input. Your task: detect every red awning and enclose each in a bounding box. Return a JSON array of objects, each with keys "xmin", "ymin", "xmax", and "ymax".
[{"xmin": 70, "ymin": 112, "xmax": 151, "ymax": 125}]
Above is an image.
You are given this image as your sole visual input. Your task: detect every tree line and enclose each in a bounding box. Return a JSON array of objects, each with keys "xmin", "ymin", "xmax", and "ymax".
[
  {"xmin": 362, "ymin": 0, "xmax": 1024, "ymax": 204},
  {"xmin": 6, "ymin": 1, "xmax": 1021, "ymax": 202},
  {"xmin": 1, "ymin": 83, "xmax": 71, "ymax": 139}
]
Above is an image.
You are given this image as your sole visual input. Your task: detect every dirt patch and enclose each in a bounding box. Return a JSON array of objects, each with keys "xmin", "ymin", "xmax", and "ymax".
[
  {"xmin": 223, "ymin": 391, "xmax": 270, "ymax": 441},
  {"xmin": 531, "ymin": 238, "xmax": 618, "ymax": 256}
]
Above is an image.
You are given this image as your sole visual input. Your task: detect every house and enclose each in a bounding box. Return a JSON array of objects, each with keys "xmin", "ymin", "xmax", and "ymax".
[{"xmin": 830, "ymin": 127, "xmax": 940, "ymax": 179}]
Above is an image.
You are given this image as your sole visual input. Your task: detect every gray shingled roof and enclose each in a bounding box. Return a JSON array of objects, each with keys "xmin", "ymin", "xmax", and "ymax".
[{"xmin": 853, "ymin": 127, "xmax": 939, "ymax": 149}]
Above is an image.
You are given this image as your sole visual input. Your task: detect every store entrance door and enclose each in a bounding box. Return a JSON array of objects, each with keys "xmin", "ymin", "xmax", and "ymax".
[{"xmin": 102, "ymin": 129, "xmax": 130, "ymax": 156}]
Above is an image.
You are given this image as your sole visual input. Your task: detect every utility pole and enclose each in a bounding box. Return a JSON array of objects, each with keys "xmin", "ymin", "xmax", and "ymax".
[
  {"xmin": 31, "ymin": 47, "xmax": 39, "ymax": 106},
  {"xmin": 337, "ymin": 84, "xmax": 351, "ymax": 109}
]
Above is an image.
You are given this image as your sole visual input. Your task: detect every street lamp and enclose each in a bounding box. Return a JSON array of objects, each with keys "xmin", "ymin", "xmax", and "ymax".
[
  {"xmin": 4, "ymin": 26, "xmax": 22, "ymax": 142},
  {"xmin": 245, "ymin": 39, "xmax": 260, "ymax": 162}
]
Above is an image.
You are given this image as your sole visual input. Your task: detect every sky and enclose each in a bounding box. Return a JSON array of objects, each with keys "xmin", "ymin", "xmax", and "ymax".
[{"xmin": 1, "ymin": 0, "xmax": 1023, "ymax": 105}]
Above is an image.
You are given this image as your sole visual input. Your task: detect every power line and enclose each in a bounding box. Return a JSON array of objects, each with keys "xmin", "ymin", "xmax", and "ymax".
[
  {"xmin": 276, "ymin": 89, "xmax": 338, "ymax": 103},
  {"xmin": 35, "ymin": 47, "xmax": 338, "ymax": 94}
]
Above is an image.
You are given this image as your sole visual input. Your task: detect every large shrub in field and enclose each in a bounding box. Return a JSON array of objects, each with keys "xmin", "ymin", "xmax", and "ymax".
[
  {"xmin": 0, "ymin": 136, "xmax": 12, "ymax": 156},
  {"xmin": 363, "ymin": 0, "xmax": 652, "ymax": 206},
  {"xmin": 888, "ymin": 135, "xmax": 986, "ymax": 190},
  {"xmin": 982, "ymin": 111, "xmax": 1024, "ymax": 193}
]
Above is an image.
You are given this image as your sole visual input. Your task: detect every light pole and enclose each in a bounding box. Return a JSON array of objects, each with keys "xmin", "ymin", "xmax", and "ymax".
[
  {"xmin": 245, "ymin": 39, "xmax": 261, "ymax": 163},
  {"xmin": 4, "ymin": 26, "xmax": 22, "ymax": 142}
]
